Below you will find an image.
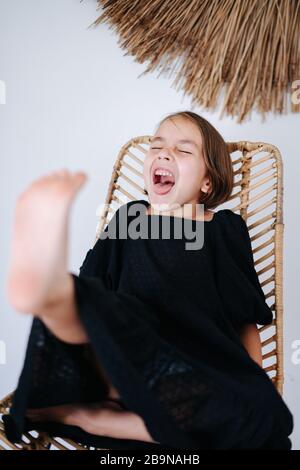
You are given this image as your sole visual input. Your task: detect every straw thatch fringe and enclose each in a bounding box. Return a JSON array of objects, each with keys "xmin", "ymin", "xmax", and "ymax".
[{"xmin": 89, "ymin": 0, "xmax": 300, "ymax": 123}]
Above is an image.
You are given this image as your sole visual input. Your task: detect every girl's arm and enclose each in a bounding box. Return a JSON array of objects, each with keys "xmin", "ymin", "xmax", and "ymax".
[{"xmin": 238, "ymin": 323, "xmax": 263, "ymax": 368}]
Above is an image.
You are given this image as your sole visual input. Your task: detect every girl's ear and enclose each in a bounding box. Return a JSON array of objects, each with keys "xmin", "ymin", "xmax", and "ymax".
[{"xmin": 200, "ymin": 178, "xmax": 211, "ymax": 194}]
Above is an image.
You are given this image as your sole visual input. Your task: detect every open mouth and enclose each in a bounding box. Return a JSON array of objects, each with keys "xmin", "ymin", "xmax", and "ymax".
[{"xmin": 152, "ymin": 168, "xmax": 176, "ymax": 195}]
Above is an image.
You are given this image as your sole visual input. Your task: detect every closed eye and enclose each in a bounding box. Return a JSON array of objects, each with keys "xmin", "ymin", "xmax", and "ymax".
[{"xmin": 150, "ymin": 147, "xmax": 192, "ymax": 154}]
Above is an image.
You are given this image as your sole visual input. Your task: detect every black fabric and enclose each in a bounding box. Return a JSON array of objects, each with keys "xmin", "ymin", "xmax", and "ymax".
[{"xmin": 3, "ymin": 199, "xmax": 294, "ymax": 449}]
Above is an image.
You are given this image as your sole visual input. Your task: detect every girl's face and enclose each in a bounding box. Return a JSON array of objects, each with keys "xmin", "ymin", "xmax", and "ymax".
[{"xmin": 143, "ymin": 116, "xmax": 211, "ymax": 214}]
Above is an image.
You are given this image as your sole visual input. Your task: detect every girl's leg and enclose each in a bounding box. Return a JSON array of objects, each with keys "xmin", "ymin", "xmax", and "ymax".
[
  {"xmin": 7, "ymin": 170, "xmax": 155, "ymax": 441},
  {"xmin": 6, "ymin": 170, "xmax": 86, "ymax": 312},
  {"xmin": 6, "ymin": 170, "xmax": 90, "ymax": 344}
]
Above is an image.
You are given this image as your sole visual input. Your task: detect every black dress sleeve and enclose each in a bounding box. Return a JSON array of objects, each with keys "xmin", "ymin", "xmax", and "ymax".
[{"xmin": 213, "ymin": 210, "xmax": 273, "ymax": 328}]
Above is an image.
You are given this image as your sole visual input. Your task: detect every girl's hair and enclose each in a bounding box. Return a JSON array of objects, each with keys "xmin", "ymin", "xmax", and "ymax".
[{"xmin": 153, "ymin": 111, "xmax": 234, "ymax": 210}]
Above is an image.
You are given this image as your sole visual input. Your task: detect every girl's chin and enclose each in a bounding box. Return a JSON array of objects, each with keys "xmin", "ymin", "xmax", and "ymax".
[{"xmin": 147, "ymin": 196, "xmax": 181, "ymax": 213}]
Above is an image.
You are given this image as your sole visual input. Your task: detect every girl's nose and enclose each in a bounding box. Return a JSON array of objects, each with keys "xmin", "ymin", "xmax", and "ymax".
[{"xmin": 158, "ymin": 148, "xmax": 173, "ymax": 160}]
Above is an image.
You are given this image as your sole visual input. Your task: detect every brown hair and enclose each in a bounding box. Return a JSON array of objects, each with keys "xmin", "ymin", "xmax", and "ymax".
[{"xmin": 153, "ymin": 111, "xmax": 234, "ymax": 210}]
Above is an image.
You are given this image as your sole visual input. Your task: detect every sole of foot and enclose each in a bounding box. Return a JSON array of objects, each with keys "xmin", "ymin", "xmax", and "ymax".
[{"xmin": 6, "ymin": 169, "xmax": 88, "ymax": 313}]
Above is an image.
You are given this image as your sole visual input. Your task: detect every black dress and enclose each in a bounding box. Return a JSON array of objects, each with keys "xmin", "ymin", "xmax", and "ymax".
[{"xmin": 3, "ymin": 199, "xmax": 294, "ymax": 449}]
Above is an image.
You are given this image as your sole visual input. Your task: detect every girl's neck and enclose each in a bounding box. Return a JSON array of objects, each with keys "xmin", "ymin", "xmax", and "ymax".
[{"xmin": 145, "ymin": 201, "xmax": 215, "ymax": 222}]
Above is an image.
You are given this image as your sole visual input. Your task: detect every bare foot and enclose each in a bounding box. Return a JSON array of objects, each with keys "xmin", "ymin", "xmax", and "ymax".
[
  {"xmin": 6, "ymin": 169, "xmax": 88, "ymax": 313},
  {"xmin": 26, "ymin": 402, "xmax": 159, "ymax": 443},
  {"xmin": 26, "ymin": 400, "xmax": 126, "ymax": 424}
]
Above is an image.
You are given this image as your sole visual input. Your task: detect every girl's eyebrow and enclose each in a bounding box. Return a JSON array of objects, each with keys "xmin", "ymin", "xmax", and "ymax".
[{"xmin": 151, "ymin": 136, "xmax": 199, "ymax": 149}]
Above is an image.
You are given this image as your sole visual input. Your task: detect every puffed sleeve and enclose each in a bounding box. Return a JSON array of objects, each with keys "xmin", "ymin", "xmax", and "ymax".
[
  {"xmin": 212, "ymin": 209, "xmax": 273, "ymax": 329},
  {"xmin": 78, "ymin": 211, "xmax": 119, "ymax": 288}
]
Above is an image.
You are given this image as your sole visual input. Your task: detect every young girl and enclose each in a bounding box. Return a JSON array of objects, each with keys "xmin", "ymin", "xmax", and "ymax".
[{"xmin": 4, "ymin": 111, "xmax": 293, "ymax": 449}]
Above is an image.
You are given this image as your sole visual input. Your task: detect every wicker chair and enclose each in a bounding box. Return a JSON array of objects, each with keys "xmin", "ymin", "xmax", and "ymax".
[{"xmin": 0, "ymin": 136, "xmax": 284, "ymax": 450}]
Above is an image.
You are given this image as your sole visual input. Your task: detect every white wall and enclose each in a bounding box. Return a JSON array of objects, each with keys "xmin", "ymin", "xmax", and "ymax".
[{"xmin": 0, "ymin": 0, "xmax": 299, "ymax": 449}]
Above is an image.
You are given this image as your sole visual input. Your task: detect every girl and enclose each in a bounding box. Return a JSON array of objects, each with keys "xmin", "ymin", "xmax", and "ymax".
[{"xmin": 4, "ymin": 111, "xmax": 293, "ymax": 449}]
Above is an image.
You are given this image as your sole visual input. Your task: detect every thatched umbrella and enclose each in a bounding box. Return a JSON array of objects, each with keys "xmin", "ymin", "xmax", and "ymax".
[{"xmin": 89, "ymin": 0, "xmax": 300, "ymax": 123}]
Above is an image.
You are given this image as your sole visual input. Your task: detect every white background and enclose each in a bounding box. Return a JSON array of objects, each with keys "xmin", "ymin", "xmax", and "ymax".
[{"xmin": 0, "ymin": 0, "xmax": 299, "ymax": 449}]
